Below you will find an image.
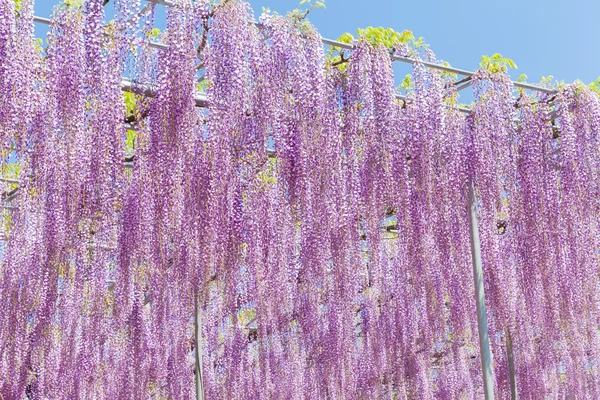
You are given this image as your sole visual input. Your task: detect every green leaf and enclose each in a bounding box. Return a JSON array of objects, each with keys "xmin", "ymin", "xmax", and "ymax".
[
  {"xmin": 196, "ymin": 79, "xmax": 210, "ymax": 92},
  {"xmin": 440, "ymin": 61, "xmax": 457, "ymax": 79},
  {"xmin": 124, "ymin": 92, "xmax": 136, "ymax": 115},
  {"xmin": 125, "ymin": 130, "xmax": 137, "ymax": 153},
  {"xmin": 2, "ymin": 162, "xmax": 21, "ymax": 178},
  {"xmin": 400, "ymin": 74, "xmax": 412, "ymax": 92},
  {"xmin": 34, "ymin": 37, "xmax": 44, "ymax": 54},
  {"xmin": 480, "ymin": 55, "xmax": 490, "ymax": 67},
  {"xmin": 480, "ymin": 53, "xmax": 517, "ymax": 73},
  {"xmin": 374, "ymin": 29, "xmax": 383, "ymax": 44},
  {"xmin": 399, "ymin": 30, "xmax": 414, "ymax": 44},
  {"xmin": 337, "ymin": 32, "xmax": 354, "ymax": 44},
  {"xmin": 540, "ymin": 75, "xmax": 554, "ymax": 86},
  {"xmin": 64, "ymin": 0, "xmax": 84, "ymax": 7},
  {"xmin": 589, "ymin": 77, "xmax": 600, "ymax": 94},
  {"xmin": 385, "ymin": 28, "xmax": 395, "ymax": 42},
  {"xmin": 413, "ymin": 37, "xmax": 425, "ymax": 48},
  {"xmin": 14, "ymin": 0, "xmax": 22, "ymax": 14},
  {"xmin": 517, "ymin": 74, "xmax": 528, "ymax": 83}
]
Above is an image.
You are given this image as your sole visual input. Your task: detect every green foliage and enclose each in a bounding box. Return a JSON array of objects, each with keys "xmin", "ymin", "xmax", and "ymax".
[
  {"xmin": 328, "ymin": 32, "xmax": 353, "ymax": 55},
  {"xmin": 237, "ymin": 308, "xmax": 257, "ymax": 327},
  {"xmin": 2, "ymin": 162, "xmax": 21, "ymax": 179},
  {"xmin": 257, "ymin": 158, "xmax": 277, "ymax": 186},
  {"xmin": 412, "ymin": 36, "xmax": 426, "ymax": 49},
  {"xmin": 64, "ymin": 0, "xmax": 84, "ymax": 6},
  {"xmin": 328, "ymin": 27, "xmax": 421, "ymax": 73},
  {"xmin": 330, "ymin": 27, "xmax": 417, "ymax": 56},
  {"xmin": 326, "ymin": 32, "xmax": 351, "ymax": 70},
  {"xmin": 146, "ymin": 28, "xmax": 161, "ymax": 39},
  {"xmin": 299, "ymin": 0, "xmax": 326, "ymax": 9},
  {"xmin": 589, "ymin": 77, "xmax": 600, "ymax": 94},
  {"xmin": 285, "ymin": 0, "xmax": 326, "ymax": 25},
  {"xmin": 125, "ymin": 130, "xmax": 137, "ymax": 154},
  {"xmin": 283, "ymin": 0, "xmax": 326, "ymax": 33},
  {"xmin": 399, "ymin": 74, "xmax": 412, "ymax": 92},
  {"xmin": 355, "ymin": 26, "xmax": 414, "ymax": 50},
  {"xmin": 337, "ymin": 32, "xmax": 354, "ymax": 44},
  {"xmin": 540, "ymin": 75, "xmax": 553, "ymax": 86},
  {"xmin": 124, "ymin": 93, "xmax": 138, "ymax": 154},
  {"xmin": 517, "ymin": 74, "xmax": 528, "ymax": 83},
  {"xmin": 34, "ymin": 38, "xmax": 44, "ymax": 55},
  {"xmin": 440, "ymin": 61, "xmax": 456, "ymax": 80},
  {"xmin": 124, "ymin": 92, "xmax": 136, "ymax": 116},
  {"xmin": 14, "ymin": 0, "xmax": 22, "ymax": 15},
  {"xmin": 196, "ymin": 79, "xmax": 210, "ymax": 92},
  {"xmin": 538, "ymin": 75, "xmax": 564, "ymax": 89},
  {"xmin": 3, "ymin": 208, "xmax": 13, "ymax": 237},
  {"xmin": 480, "ymin": 53, "xmax": 517, "ymax": 73}
]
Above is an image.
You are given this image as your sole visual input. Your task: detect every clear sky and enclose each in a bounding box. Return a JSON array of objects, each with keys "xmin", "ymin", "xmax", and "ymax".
[{"xmin": 33, "ymin": 0, "xmax": 600, "ymax": 90}]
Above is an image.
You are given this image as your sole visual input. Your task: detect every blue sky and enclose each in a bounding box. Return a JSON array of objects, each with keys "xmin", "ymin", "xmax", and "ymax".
[{"xmin": 33, "ymin": 0, "xmax": 600, "ymax": 90}]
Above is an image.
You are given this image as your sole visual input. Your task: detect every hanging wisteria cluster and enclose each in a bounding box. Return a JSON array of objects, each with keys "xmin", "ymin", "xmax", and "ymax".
[{"xmin": 1, "ymin": 0, "xmax": 599, "ymax": 398}]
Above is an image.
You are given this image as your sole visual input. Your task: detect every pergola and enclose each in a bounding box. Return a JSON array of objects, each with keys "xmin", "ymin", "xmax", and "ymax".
[{"xmin": 4, "ymin": 1, "xmax": 565, "ymax": 398}]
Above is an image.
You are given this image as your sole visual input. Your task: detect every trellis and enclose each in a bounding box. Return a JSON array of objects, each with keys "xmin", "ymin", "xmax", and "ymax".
[{"xmin": 4, "ymin": 1, "xmax": 567, "ymax": 399}]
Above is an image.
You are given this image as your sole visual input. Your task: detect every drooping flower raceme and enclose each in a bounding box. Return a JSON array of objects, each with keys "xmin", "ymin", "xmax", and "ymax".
[{"xmin": 0, "ymin": 1, "xmax": 599, "ymax": 399}]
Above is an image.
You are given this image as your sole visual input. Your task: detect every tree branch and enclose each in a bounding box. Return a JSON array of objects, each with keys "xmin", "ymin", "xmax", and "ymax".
[{"xmin": 331, "ymin": 53, "xmax": 348, "ymax": 67}]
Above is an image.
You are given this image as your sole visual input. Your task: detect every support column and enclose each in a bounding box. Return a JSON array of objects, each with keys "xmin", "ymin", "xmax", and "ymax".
[
  {"xmin": 194, "ymin": 293, "xmax": 205, "ymax": 400},
  {"xmin": 467, "ymin": 182, "xmax": 495, "ymax": 400},
  {"xmin": 506, "ymin": 328, "xmax": 517, "ymax": 399}
]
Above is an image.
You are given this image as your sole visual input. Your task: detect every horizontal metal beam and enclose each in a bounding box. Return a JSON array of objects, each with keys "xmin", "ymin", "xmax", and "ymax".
[
  {"xmin": 513, "ymin": 81, "xmax": 555, "ymax": 93},
  {"xmin": 320, "ymin": 38, "xmax": 353, "ymax": 51},
  {"xmin": 33, "ymin": 15, "xmax": 51, "ymax": 25},
  {"xmin": 318, "ymin": 37, "xmax": 478, "ymax": 79},
  {"xmin": 32, "ymin": 15, "xmax": 167, "ymax": 50},
  {"xmin": 0, "ymin": 178, "xmax": 21, "ymax": 185},
  {"xmin": 324, "ymin": 36, "xmax": 550, "ymax": 96},
  {"xmin": 121, "ymin": 79, "xmax": 208, "ymax": 107},
  {"xmin": 147, "ymin": 0, "xmax": 174, "ymax": 5},
  {"xmin": 395, "ymin": 92, "xmax": 471, "ymax": 114},
  {"xmin": 392, "ymin": 54, "xmax": 474, "ymax": 77}
]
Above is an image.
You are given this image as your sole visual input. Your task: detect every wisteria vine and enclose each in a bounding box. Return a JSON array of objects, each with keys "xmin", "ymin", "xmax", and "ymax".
[{"xmin": 0, "ymin": 0, "xmax": 599, "ymax": 398}]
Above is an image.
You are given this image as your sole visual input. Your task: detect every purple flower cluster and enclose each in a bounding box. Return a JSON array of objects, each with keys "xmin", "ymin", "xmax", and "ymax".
[{"xmin": 0, "ymin": 1, "xmax": 599, "ymax": 398}]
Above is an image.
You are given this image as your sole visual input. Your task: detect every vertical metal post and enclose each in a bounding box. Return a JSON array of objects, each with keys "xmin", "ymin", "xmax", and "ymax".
[
  {"xmin": 194, "ymin": 293, "xmax": 205, "ymax": 400},
  {"xmin": 506, "ymin": 328, "xmax": 517, "ymax": 399},
  {"xmin": 467, "ymin": 182, "xmax": 495, "ymax": 400}
]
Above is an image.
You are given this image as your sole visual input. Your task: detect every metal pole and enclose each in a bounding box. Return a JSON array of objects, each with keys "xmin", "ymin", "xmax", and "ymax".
[
  {"xmin": 467, "ymin": 181, "xmax": 495, "ymax": 400},
  {"xmin": 194, "ymin": 293, "xmax": 205, "ymax": 400},
  {"xmin": 506, "ymin": 328, "xmax": 517, "ymax": 399}
]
